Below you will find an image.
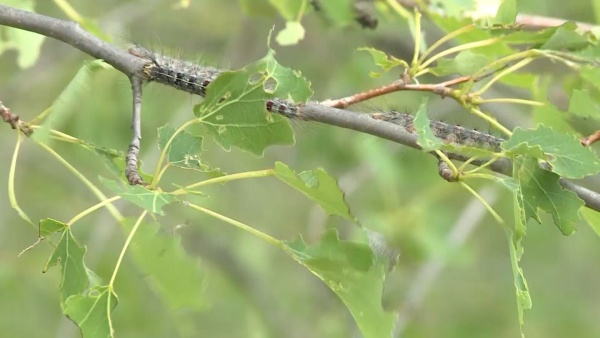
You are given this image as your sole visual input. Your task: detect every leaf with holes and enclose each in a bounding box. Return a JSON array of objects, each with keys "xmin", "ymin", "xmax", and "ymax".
[
  {"xmin": 502, "ymin": 125, "xmax": 600, "ymax": 179},
  {"xmin": 101, "ymin": 178, "xmax": 178, "ymax": 215},
  {"xmin": 158, "ymin": 125, "xmax": 210, "ymax": 171},
  {"xmin": 283, "ymin": 229, "xmax": 395, "ymax": 338},
  {"xmin": 121, "ymin": 218, "xmax": 208, "ymax": 311},
  {"xmin": 195, "ymin": 49, "xmax": 312, "ymax": 155},
  {"xmin": 64, "ymin": 285, "xmax": 118, "ymax": 338},
  {"xmin": 274, "ymin": 162, "xmax": 355, "ymax": 221}
]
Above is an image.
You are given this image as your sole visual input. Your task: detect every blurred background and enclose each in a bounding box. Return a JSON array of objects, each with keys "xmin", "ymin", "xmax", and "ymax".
[{"xmin": 1, "ymin": 0, "xmax": 600, "ymax": 337}]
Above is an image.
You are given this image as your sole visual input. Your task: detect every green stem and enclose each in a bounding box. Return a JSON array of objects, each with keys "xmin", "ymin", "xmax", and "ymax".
[
  {"xmin": 171, "ymin": 169, "xmax": 274, "ymax": 195},
  {"xmin": 109, "ymin": 210, "xmax": 147, "ymax": 286},
  {"xmin": 418, "ymin": 24, "xmax": 475, "ymax": 65},
  {"xmin": 472, "ymin": 58, "xmax": 533, "ymax": 97},
  {"xmin": 470, "ymin": 107, "xmax": 512, "ymax": 136},
  {"xmin": 8, "ymin": 132, "xmax": 35, "ymax": 227},
  {"xmin": 459, "ymin": 182, "xmax": 504, "ymax": 223},
  {"xmin": 186, "ymin": 202, "xmax": 281, "ymax": 247},
  {"xmin": 418, "ymin": 38, "xmax": 499, "ymax": 72},
  {"xmin": 36, "ymin": 141, "xmax": 123, "ymax": 220},
  {"xmin": 462, "ymin": 157, "xmax": 500, "ymax": 175},
  {"xmin": 67, "ymin": 196, "xmax": 122, "ymax": 226},
  {"xmin": 411, "ymin": 9, "xmax": 422, "ymax": 67},
  {"xmin": 52, "ymin": 0, "xmax": 84, "ymax": 22},
  {"xmin": 474, "ymin": 98, "xmax": 544, "ymax": 106}
]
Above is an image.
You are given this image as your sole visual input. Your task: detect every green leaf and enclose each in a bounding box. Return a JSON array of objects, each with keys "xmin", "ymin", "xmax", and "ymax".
[
  {"xmin": 100, "ymin": 178, "xmax": 178, "ymax": 215},
  {"xmin": 413, "ymin": 99, "xmax": 442, "ymax": 151},
  {"xmin": 276, "ymin": 21, "xmax": 306, "ymax": 45},
  {"xmin": 39, "ymin": 218, "xmax": 67, "ymax": 238},
  {"xmin": 540, "ymin": 23, "xmax": 592, "ymax": 51},
  {"xmin": 121, "ymin": 218, "xmax": 207, "ymax": 310},
  {"xmin": 274, "ymin": 162, "xmax": 355, "ymax": 221},
  {"xmin": 430, "ymin": 50, "xmax": 490, "ymax": 76},
  {"xmin": 581, "ymin": 208, "xmax": 600, "ymax": 237},
  {"xmin": 240, "ymin": 0, "xmax": 277, "ymax": 16},
  {"xmin": 492, "ymin": 0, "xmax": 517, "ymax": 25},
  {"xmin": 0, "ymin": 0, "xmax": 45, "ymax": 68},
  {"xmin": 568, "ymin": 89, "xmax": 600, "ymax": 118},
  {"xmin": 64, "ymin": 285, "xmax": 118, "ymax": 338},
  {"xmin": 268, "ymin": 0, "xmax": 304, "ymax": 20},
  {"xmin": 579, "ymin": 65, "xmax": 600, "ymax": 92},
  {"xmin": 513, "ymin": 157, "xmax": 583, "ymax": 235},
  {"xmin": 502, "ymin": 125, "xmax": 600, "ymax": 179},
  {"xmin": 358, "ymin": 47, "xmax": 408, "ymax": 77},
  {"xmin": 428, "ymin": 0, "xmax": 476, "ymax": 18},
  {"xmin": 282, "ymin": 229, "xmax": 395, "ymax": 338},
  {"xmin": 195, "ymin": 48, "xmax": 312, "ymax": 155},
  {"xmin": 32, "ymin": 60, "xmax": 114, "ymax": 144},
  {"xmin": 315, "ymin": 0, "xmax": 355, "ymax": 26},
  {"xmin": 43, "ymin": 224, "xmax": 93, "ymax": 303},
  {"xmin": 158, "ymin": 125, "xmax": 210, "ymax": 171}
]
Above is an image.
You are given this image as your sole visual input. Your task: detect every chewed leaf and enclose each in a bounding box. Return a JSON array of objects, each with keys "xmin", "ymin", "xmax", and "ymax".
[
  {"xmin": 414, "ymin": 99, "xmax": 442, "ymax": 151},
  {"xmin": 64, "ymin": 285, "xmax": 118, "ymax": 338},
  {"xmin": 195, "ymin": 49, "xmax": 311, "ymax": 155},
  {"xmin": 101, "ymin": 178, "xmax": 177, "ymax": 215},
  {"xmin": 274, "ymin": 162, "xmax": 355, "ymax": 222},
  {"xmin": 158, "ymin": 125, "xmax": 210, "ymax": 171},
  {"xmin": 282, "ymin": 229, "xmax": 395, "ymax": 338},
  {"xmin": 502, "ymin": 125, "xmax": 600, "ymax": 179},
  {"xmin": 43, "ymin": 224, "xmax": 94, "ymax": 304},
  {"xmin": 514, "ymin": 157, "xmax": 583, "ymax": 235},
  {"xmin": 39, "ymin": 218, "xmax": 67, "ymax": 238},
  {"xmin": 358, "ymin": 47, "xmax": 408, "ymax": 77},
  {"xmin": 121, "ymin": 218, "xmax": 208, "ymax": 311}
]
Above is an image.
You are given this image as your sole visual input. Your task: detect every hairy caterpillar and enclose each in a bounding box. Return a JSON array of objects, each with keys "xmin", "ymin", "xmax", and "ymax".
[{"xmin": 129, "ymin": 46, "xmax": 504, "ymax": 151}]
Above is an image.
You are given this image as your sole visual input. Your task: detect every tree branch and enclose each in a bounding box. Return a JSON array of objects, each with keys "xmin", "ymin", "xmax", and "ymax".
[{"xmin": 1, "ymin": 5, "xmax": 600, "ymax": 213}]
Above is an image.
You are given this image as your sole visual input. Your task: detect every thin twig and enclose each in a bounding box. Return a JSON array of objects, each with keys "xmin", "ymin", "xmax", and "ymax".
[
  {"xmin": 581, "ymin": 130, "xmax": 600, "ymax": 146},
  {"xmin": 0, "ymin": 101, "xmax": 33, "ymax": 136}
]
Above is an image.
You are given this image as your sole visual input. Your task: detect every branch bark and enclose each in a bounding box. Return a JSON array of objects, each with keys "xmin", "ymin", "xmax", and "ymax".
[{"xmin": 1, "ymin": 5, "xmax": 600, "ymax": 213}]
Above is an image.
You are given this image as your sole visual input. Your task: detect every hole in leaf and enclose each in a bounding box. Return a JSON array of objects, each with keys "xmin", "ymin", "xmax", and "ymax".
[
  {"xmin": 215, "ymin": 115, "xmax": 224, "ymax": 121},
  {"xmin": 249, "ymin": 72, "xmax": 266, "ymax": 85},
  {"xmin": 263, "ymin": 77, "xmax": 278, "ymax": 94}
]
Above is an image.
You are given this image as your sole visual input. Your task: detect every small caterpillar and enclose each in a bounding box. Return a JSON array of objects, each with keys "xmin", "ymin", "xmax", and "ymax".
[{"xmin": 129, "ymin": 46, "xmax": 504, "ymax": 151}]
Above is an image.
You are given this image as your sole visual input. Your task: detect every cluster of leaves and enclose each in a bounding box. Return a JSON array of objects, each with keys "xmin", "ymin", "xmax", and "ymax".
[{"xmin": 5, "ymin": 0, "xmax": 600, "ymax": 337}]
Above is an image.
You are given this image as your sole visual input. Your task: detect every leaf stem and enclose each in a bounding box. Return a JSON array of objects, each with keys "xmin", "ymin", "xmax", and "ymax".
[
  {"xmin": 418, "ymin": 24, "xmax": 475, "ymax": 65},
  {"xmin": 418, "ymin": 38, "xmax": 499, "ymax": 72},
  {"xmin": 411, "ymin": 9, "xmax": 422, "ymax": 68},
  {"xmin": 459, "ymin": 182, "xmax": 504, "ymax": 223},
  {"xmin": 8, "ymin": 132, "xmax": 35, "ymax": 227},
  {"xmin": 474, "ymin": 98, "xmax": 544, "ymax": 106},
  {"xmin": 469, "ymin": 107, "xmax": 512, "ymax": 136},
  {"xmin": 171, "ymin": 169, "xmax": 274, "ymax": 195},
  {"xmin": 67, "ymin": 196, "xmax": 122, "ymax": 226},
  {"xmin": 109, "ymin": 210, "xmax": 147, "ymax": 286},
  {"xmin": 186, "ymin": 202, "xmax": 281, "ymax": 247},
  {"xmin": 471, "ymin": 58, "xmax": 533, "ymax": 97}
]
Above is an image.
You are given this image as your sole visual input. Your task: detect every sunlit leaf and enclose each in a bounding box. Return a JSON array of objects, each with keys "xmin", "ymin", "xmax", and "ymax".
[
  {"xmin": 101, "ymin": 178, "xmax": 178, "ymax": 215},
  {"xmin": 491, "ymin": 0, "xmax": 517, "ymax": 25},
  {"xmin": 64, "ymin": 285, "xmax": 118, "ymax": 338},
  {"xmin": 195, "ymin": 49, "xmax": 311, "ymax": 155},
  {"xmin": 121, "ymin": 218, "xmax": 207, "ymax": 311},
  {"xmin": 268, "ymin": 0, "xmax": 304, "ymax": 20},
  {"xmin": 502, "ymin": 125, "xmax": 600, "ymax": 179},
  {"xmin": 539, "ymin": 23, "xmax": 592, "ymax": 51},
  {"xmin": 39, "ymin": 218, "xmax": 67, "ymax": 238},
  {"xmin": 276, "ymin": 21, "xmax": 305, "ymax": 45},
  {"xmin": 283, "ymin": 229, "xmax": 395, "ymax": 338},
  {"xmin": 581, "ymin": 208, "xmax": 600, "ymax": 237},
  {"xmin": 274, "ymin": 162, "xmax": 355, "ymax": 221}
]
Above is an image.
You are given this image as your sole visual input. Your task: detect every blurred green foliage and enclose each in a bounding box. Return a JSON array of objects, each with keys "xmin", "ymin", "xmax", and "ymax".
[{"xmin": 2, "ymin": 0, "xmax": 600, "ymax": 338}]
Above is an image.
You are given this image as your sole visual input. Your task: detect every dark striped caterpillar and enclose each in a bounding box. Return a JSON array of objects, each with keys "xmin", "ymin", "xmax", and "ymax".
[{"xmin": 128, "ymin": 46, "xmax": 504, "ymax": 152}]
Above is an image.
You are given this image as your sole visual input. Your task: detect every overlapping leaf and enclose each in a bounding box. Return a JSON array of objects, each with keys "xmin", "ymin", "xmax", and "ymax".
[
  {"xmin": 413, "ymin": 99, "xmax": 442, "ymax": 151},
  {"xmin": 64, "ymin": 285, "xmax": 118, "ymax": 338},
  {"xmin": 502, "ymin": 125, "xmax": 600, "ymax": 179},
  {"xmin": 101, "ymin": 178, "xmax": 177, "ymax": 215},
  {"xmin": 158, "ymin": 125, "xmax": 209, "ymax": 171},
  {"xmin": 121, "ymin": 218, "xmax": 207, "ymax": 311},
  {"xmin": 282, "ymin": 229, "xmax": 395, "ymax": 338},
  {"xmin": 195, "ymin": 49, "xmax": 312, "ymax": 155}
]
